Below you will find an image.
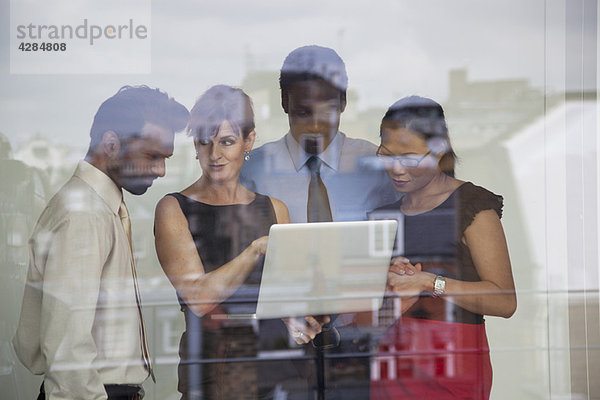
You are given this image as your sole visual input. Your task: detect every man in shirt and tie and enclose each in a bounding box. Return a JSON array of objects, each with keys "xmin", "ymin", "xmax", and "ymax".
[
  {"xmin": 240, "ymin": 45, "xmax": 399, "ymax": 399},
  {"xmin": 13, "ymin": 85, "xmax": 189, "ymax": 400},
  {"xmin": 241, "ymin": 45, "xmax": 398, "ymax": 223}
]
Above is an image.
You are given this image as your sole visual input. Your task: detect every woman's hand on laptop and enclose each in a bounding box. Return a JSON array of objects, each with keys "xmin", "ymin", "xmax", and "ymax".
[
  {"xmin": 283, "ymin": 315, "xmax": 331, "ymax": 345},
  {"xmin": 249, "ymin": 236, "xmax": 269, "ymax": 256}
]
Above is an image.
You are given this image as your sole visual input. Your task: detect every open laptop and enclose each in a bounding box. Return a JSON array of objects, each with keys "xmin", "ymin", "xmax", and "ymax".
[{"xmin": 254, "ymin": 220, "xmax": 397, "ymax": 319}]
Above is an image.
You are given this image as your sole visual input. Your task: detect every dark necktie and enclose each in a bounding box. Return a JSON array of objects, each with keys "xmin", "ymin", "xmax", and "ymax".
[
  {"xmin": 305, "ymin": 156, "xmax": 339, "ymax": 354},
  {"xmin": 306, "ymin": 156, "xmax": 332, "ymax": 223}
]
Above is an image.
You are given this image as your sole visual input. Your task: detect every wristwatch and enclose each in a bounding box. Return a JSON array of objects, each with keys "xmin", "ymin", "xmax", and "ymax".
[{"xmin": 432, "ymin": 275, "xmax": 446, "ymax": 297}]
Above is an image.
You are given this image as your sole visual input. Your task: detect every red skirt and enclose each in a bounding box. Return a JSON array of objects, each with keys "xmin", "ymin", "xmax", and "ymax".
[{"xmin": 371, "ymin": 317, "xmax": 492, "ymax": 400}]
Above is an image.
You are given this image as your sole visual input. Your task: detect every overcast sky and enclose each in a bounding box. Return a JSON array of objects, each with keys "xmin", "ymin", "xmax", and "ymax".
[{"xmin": 0, "ymin": 0, "xmax": 593, "ymax": 150}]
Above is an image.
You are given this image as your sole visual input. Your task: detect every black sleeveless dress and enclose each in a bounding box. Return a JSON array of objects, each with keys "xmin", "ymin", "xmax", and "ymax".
[
  {"xmin": 369, "ymin": 182, "xmax": 504, "ymax": 400},
  {"xmin": 166, "ymin": 193, "xmax": 277, "ymax": 400}
]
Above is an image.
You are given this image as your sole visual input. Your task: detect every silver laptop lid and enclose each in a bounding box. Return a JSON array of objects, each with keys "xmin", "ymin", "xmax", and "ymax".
[{"xmin": 255, "ymin": 220, "xmax": 397, "ymax": 319}]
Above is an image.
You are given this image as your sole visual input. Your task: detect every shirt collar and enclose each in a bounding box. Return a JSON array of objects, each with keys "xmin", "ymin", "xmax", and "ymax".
[
  {"xmin": 73, "ymin": 160, "xmax": 123, "ymax": 215},
  {"xmin": 284, "ymin": 131, "xmax": 344, "ymax": 172}
]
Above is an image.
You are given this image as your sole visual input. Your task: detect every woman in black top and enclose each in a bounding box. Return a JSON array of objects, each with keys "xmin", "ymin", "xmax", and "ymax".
[
  {"xmin": 154, "ymin": 86, "xmax": 314, "ymax": 399},
  {"xmin": 370, "ymin": 96, "xmax": 516, "ymax": 399}
]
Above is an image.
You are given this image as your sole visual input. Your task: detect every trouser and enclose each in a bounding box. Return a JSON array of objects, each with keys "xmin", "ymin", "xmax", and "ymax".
[{"xmin": 38, "ymin": 382, "xmax": 144, "ymax": 400}]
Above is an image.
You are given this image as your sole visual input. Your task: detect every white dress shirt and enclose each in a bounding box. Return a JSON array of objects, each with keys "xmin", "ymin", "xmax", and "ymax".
[
  {"xmin": 240, "ymin": 131, "xmax": 400, "ymax": 223},
  {"xmin": 13, "ymin": 161, "xmax": 148, "ymax": 400}
]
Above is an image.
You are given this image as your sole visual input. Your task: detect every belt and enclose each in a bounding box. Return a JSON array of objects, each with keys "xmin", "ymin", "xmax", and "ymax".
[
  {"xmin": 105, "ymin": 384, "xmax": 145, "ymax": 400},
  {"xmin": 39, "ymin": 382, "xmax": 144, "ymax": 400}
]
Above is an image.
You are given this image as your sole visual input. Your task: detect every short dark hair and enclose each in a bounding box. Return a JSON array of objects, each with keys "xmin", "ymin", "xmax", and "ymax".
[
  {"xmin": 381, "ymin": 96, "xmax": 457, "ymax": 177},
  {"xmin": 188, "ymin": 85, "xmax": 255, "ymax": 142},
  {"xmin": 279, "ymin": 45, "xmax": 348, "ymax": 108},
  {"xmin": 89, "ymin": 85, "xmax": 189, "ymax": 150}
]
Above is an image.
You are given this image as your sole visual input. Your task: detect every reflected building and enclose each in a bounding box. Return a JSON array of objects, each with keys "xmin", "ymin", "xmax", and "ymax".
[
  {"xmin": 501, "ymin": 93, "xmax": 599, "ymax": 399},
  {"xmin": 0, "ymin": 133, "xmax": 50, "ymax": 398},
  {"xmin": 445, "ymin": 68, "xmax": 557, "ymax": 149},
  {"xmin": 13, "ymin": 135, "xmax": 78, "ymax": 192},
  {"xmin": 443, "ymin": 68, "xmax": 551, "ymax": 296}
]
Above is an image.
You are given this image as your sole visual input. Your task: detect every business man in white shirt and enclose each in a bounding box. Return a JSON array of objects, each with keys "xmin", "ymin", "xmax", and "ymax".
[
  {"xmin": 241, "ymin": 45, "xmax": 399, "ymax": 399},
  {"xmin": 13, "ymin": 86, "xmax": 189, "ymax": 400}
]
